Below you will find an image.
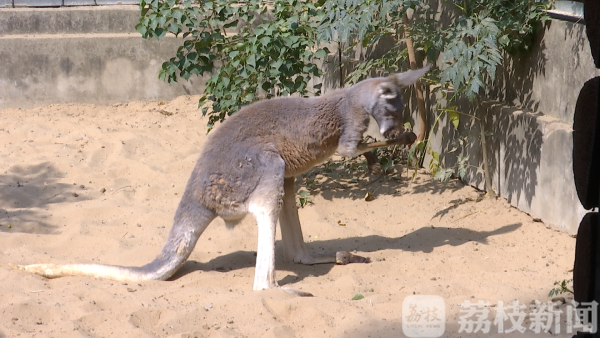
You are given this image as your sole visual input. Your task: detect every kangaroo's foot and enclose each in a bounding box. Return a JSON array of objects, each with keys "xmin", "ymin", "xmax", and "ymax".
[{"xmin": 335, "ymin": 251, "xmax": 370, "ymax": 265}]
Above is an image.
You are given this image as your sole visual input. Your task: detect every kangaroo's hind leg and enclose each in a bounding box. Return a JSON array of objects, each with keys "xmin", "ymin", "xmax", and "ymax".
[
  {"xmin": 246, "ymin": 151, "xmax": 314, "ymax": 297},
  {"xmin": 279, "ymin": 177, "xmax": 369, "ymax": 265}
]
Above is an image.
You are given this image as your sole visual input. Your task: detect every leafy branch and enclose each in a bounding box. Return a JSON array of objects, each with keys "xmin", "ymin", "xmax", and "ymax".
[{"xmin": 137, "ymin": 0, "xmax": 329, "ymax": 130}]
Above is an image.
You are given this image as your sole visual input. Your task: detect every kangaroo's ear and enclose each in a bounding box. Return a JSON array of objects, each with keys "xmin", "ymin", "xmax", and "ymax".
[
  {"xmin": 378, "ymin": 82, "xmax": 398, "ymax": 99},
  {"xmin": 389, "ymin": 64, "xmax": 432, "ymax": 88}
]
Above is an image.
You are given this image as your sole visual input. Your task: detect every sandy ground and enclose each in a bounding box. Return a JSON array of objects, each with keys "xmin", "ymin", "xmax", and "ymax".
[{"xmin": 0, "ymin": 96, "xmax": 578, "ymax": 337}]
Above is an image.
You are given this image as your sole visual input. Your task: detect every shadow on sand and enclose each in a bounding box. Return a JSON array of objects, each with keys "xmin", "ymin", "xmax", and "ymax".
[
  {"xmin": 171, "ymin": 223, "xmax": 521, "ymax": 285},
  {"xmin": 0, "ymin": 162, "xmax": 89, "ymax": 234}
]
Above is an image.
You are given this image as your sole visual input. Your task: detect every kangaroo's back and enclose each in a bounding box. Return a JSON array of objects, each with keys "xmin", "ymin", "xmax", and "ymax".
[{"xmin": 202, "ymin": 94, "xmax": 347, "ymax": 177}]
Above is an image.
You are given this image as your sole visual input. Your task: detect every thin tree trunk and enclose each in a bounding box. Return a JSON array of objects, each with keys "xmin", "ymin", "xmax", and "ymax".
[
  {"xmin": 338, "ymin": 41, "xmax": 343, "ymax": 88},
  {"xmin": 477, "ymin": 100, "xmax": 497, "ymax": 199},
  {"xmin": 402, "ymin": 13, "xmax": 427, "ymax": 142}
]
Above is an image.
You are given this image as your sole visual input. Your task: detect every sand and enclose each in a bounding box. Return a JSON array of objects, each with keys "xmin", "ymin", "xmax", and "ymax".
[{"xmin": 0, "ymin": 96, "xmax": 577, "ymax": 337}]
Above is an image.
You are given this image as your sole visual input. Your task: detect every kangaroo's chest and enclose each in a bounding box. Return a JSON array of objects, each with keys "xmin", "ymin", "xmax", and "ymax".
[{"xmin": 279, "ymin": 128, "xmax": 341, "ymax": 177}]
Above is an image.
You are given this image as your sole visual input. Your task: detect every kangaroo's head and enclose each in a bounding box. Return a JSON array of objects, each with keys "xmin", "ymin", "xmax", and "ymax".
[{"xmin": 367, "ymin": 65, "xmax": 431, "ymax": 139}]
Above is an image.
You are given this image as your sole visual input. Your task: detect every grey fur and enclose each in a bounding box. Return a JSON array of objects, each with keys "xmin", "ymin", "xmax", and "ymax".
[{"xmin": 13, "ymin": 65, "xmax": 431, "ymax": 296}]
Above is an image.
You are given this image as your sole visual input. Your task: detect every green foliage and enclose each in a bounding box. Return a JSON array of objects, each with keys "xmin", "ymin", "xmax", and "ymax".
[
  {"xmin": 297, "ymin": 189, "xmax": 313, "ymax": 208},
  {"xmin": 454, "ymin": 0, "xmax": 551, "ymax": 54},
  {"xmin": 321, "ymin": 0, "xmax": 421, "ymax": 85},
  {"xmin": 548, "ymin": 279, "xmax": 573, "ymax": 297},
  {"xmin": 440, "ymin": 16, "xmax": 502, "ymax": 102},
  {"xmin": 318, "ymin": 0, "xmax": 413, "ymax": 43},
  {"xmin": 137, "ymin": 0, "xmax": 549, "ymax": 125},
  {"xmin": 439, "ymin": 0, "xmax": 550, "ymax": 102},
  {"xmin": 408, "ymin": 139, "xmax": 463, "ymax": 182},
  {"xmin": 137, "ymin": 0, "xmax": 329, "ymax": 130}
]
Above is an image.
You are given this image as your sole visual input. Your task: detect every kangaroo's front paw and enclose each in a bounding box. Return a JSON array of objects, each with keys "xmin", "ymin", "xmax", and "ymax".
[
  {"xmin": 362, "ymin": 151, "xmax": 382, "ymax": 175},
  {"xmin": 335, "ymin": 251, "xmax": 370, "ymax": 265}
]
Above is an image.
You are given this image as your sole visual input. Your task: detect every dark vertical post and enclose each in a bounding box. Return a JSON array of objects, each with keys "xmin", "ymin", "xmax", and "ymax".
[{"xmin": 572, "ymin": 2, "xmax": 600, "ymax": 336}]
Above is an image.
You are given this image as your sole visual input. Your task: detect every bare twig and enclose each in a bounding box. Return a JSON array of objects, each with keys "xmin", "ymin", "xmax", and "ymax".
[
  {"xmin": 358, "ymin": 131, "xmax": 417, "ymax": 151},
  {"xmin": 452, "ymin": 210, "xmax": 481, "ymax": 222}
]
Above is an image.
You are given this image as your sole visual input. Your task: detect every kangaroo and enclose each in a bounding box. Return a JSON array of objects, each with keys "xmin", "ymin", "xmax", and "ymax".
[{"xmin": 12, "ymin": 65, "xmax": 431, "ymax": 296}]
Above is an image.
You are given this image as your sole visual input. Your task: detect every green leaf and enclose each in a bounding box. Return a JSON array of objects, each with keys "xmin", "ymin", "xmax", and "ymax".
[
  {"xmin": 167, "ymin": 23, "xmax": 182, "ymax": 35},
  {"xmin": 498, "ymin": 34, "xmax": 510, "ymax": 46},
  {"xmin": 270, "ymin": 59, "xmax": 283, "ymax": 71},
  {"xmin": 261, "ymin": 81, "xmax": 273, "ymax": 92},
  {"xmin": 172, "ymin": 8, "xmax": 184, "ymax": 20},
  {"xmin": 447, "ymin": 110, "xmax": 460, "ymax": 130},
  {"xmin": 253, "ymin": 26, "xmax": 265, "ymax": 35},
  {"xmin": 259, "ymin": 36, "xmax": 271, "ymax": 46},
  {"xmin": 221, "ymin": 76, "xmax": 230, "ymax": 87},
  {"xmin": 351, "ymin": 293, "xmax": 365, "ymax": 300},
  {"xmin": 155, "ymin": 27, "xmax": 166, "ymax": 40},
  {"xmin": 247, "ymin": 54, "xmax": 256, "ymax": 68},
  {"xmin": 135, "ymin": 23, "xmax": 148, "ymax": 37},
  {"xmin": 431, "ymin": 151, "xmax": 440, "ymax": 164},
  {"xmin": 156, "ymin": 15, "xmax": 167, "ymax": 27},
  {"xmin": 314, "ymin": 48, "xmax": 328, "ymax": 59},
  {"xmin": 434, "ymin": 168, "xmax": 452, "ymax": 182}
]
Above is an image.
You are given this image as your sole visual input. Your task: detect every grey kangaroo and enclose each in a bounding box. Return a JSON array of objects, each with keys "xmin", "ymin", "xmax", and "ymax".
[{"xmin": 13, "ymin": 65, "xmax": 431, "ymax": 297}]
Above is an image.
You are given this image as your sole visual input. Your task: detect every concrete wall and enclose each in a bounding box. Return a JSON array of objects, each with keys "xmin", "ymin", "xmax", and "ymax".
[
  {"xmin": 413, "ymin": 18, "xmax": 597, "ymax": 234},
  {"xmin": 490, "ymin": 19, "xmax": 600, "ymax": 126},
  {"xmin": 0, "ymin": 6, "xmax": 204, "ymax": 109}
]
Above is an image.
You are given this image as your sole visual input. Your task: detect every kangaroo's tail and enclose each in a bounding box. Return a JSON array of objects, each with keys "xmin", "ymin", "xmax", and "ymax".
[{"xmin": 11, "ymin": 198, "xmax": 216, "ymax": 282}]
